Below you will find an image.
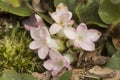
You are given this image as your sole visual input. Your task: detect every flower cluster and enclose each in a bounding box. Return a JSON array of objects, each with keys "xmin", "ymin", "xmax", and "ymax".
[{"xmin": 23, "ymin": 3, "xmax": 101, "ymax": 76}]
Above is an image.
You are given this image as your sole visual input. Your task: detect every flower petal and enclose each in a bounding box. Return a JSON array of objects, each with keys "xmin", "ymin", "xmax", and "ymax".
[
  {"xmin": 56, "ymin": 3, "xmax": 68, "ymax": 13},
  {"xmin": 49, "ymin": 12, "xmax": 61, "ymax": 23},
  {"xmin": 39, "ymin": 27, "xmax": 50, "ymax": 38},
  {"xmin": 62, "ymin": 12, "xmax": 72, "ymax": 24},
  {"xmin": 62, "ymin": 57, "xmax": 71, "ymax": 70},
  {"xmin": 51, "ymin": 66, "xmax": 63, "ymax": 76},
  {"xmin": 43, "ymin": 59, "xmax": 54, "ymax": 70},
  {"xmin": 29, "ymin": 41, "xmax": 42, "ymax": 49},
  {"xmin": 77, "ymin": 23, "xmax": 88, "ymax": 33},
  {"xmin": 30, "ymin": 28, "xmax": 41, "ymax": 40},
  {"xmin": 64, "ymin": 61, "xmax": 71, "ymax": 70},
  {"xmin": 66, "ymin": 20, "xmax": 74, "ymax": 26},
  {"xmin": 76, "ymin": 23, "xmax": 88, "ymax": 38},
  {"xmin": 64, "ymin": 27, "xmax": 77, "ymax": 40},
  {"xmin": 87, "ymin": 29, "xmax": 102, "ymax": 41},
  {"xmin": 49, "ymin": 23, "xmax": 62, "ymax": 35},
  {"xmin": 23, "ymin": 23, "xmax": 32, "ymax": 31},
  {"xmin": 38, "ymin": 46, "xmax": 49, "ymax": 59},
  {"xmin": 67, "ymin": 12, "xmax": 72, "ymax": 21},
  {"xmin": 35, "ymin": 14, "xmax": 44, "ymax": 27},
  {"xmin": 35, "ymin": 14, "xmax": 42, "ymax": 22},
  {"xmin": 74, "ymin": 40, "xmax": 95, "ymax": 51},
  {"xmin": 49, "ymin": 49, "xmax": 62, "ymax": 60}
]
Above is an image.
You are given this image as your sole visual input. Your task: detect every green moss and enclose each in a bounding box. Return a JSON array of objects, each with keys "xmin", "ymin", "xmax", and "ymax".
[{"xmin": 0, "ymin": 23, "xmax": 44, "ymax": 74}]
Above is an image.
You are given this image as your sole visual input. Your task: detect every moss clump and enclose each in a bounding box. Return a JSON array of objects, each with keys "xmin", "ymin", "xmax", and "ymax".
[{"xmin": 0, "ymin": 23, "xmax": 44, "ymax": 74}]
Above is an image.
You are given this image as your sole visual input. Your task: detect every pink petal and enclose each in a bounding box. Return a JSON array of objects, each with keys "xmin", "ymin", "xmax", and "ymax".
[
  {"xmin": 76, "ymin": 23, "xmax": 88, "ymax": 38},
  {"xmin": 49, "ymin": 49, "xmax": 62, "ymax": 60},
  {"xmin": 61, "ymin": 12, "xmax": 72, "ymax": 24},
  {"xmin": 35, "ymin": 14, "xmax": 42, "ymax": 23},
  {"xmin": 64, "ymin": 61, "xmax": 71, "ymax": 70},
  {"xmin": 77, "ymin": 23, "xmax": 88, "ymax": 32},
  {"xmin": 62, "ymin": 57, "xmax": 71, "ymax": 70},
  {"xmin": 43, "ymin": 59, "xmax": 54, "ymax": 70},
  {"xmin": 64, "ymin": 27, "xmax": 77, "ymax": 40},
  {"xmin": 38, "ymin": 46, "xmax": 49, "ymax": 59},
  {"xmin": 30, "ymin": 28, "xmax": 41, "ymax": 40},
  {"xmin": 87, "ymin": 29, "xmax": 102, "ymax": 42},
  {"xmin": 51, "ymin": 57, "xmax": 70, "ymax": 76},
  {"xmin": 51, "ymin": 66, "xmax": 63, "ymax": 76},
  {"xmin": 49, "ymin": 12, "xmax": 61, "ymax": 24},
  {"xmin": 66, "ymin": 20, "xmax": 74, "ymax": 26},
  {"xmin": 35, "ymin": 14, "xmax": 44, "ymax": 26},
  {"xmin": 74, "ymin": 40, "xmax": 95, "ymax": 51},
  {"xmin": 67, "ymin": 12, "xmax": 72, "ymax": 21},
  {"xmin": 49, "ymin": 23, "xmax": 62, "ymax": 35},
  {"xmin": 39, "ymin": 27, "xmax": 50, "ymax": 38},
  {"xmin": 29, "ymin": 41, "xmax": 42, "ymax": 49},
  {"xmin": 56, "ymin": 3, "xmax": 68, "ymax": 13}
]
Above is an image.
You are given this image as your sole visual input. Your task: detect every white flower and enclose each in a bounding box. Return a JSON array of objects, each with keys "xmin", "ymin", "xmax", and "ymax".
[
  {"xmin": 64, "ymin": 23, "xmax": 102, "ymax": 51},
  {"xmin": 49, "ymin": 3, "xmax": 73, "ymax": 35},
  {"xmin": 29, "ymin": 27, "xmax": 50, "ymax": 59},
  {"xmin": 29, "ymin": 27, "xmax": 65, "ymax": 59},
  {"xmin": 43, "ymin": 50, "xmax": 71, "ymax": 76}
]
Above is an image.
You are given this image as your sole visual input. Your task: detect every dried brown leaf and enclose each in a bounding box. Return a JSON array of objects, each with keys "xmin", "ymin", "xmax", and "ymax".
[
  {"xmin": 71, "ymin": 69, "xmax": 85, "ymax": 80},
  {"xmin": 104, "ymin": 70, "xmax": 120, "ymax": 80},
  {"xmin": 32, "ymin": 71, "xmax": 51, "ymax": 80},
  {"xmin": 112, "ymin": 37, "xmax": 120, "ymax": 50},
  {"xmin": 88, "ymin": 66, "xmax": 116, "ymax": 78},
  {"xmin": 92, "ymin": 55, "xmax": 109, "ymax": 65}
]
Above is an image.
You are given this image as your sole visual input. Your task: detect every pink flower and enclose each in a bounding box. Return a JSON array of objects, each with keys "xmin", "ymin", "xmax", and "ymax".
[
  {"xmin": 29, "ymin": 26, "xmax": 64, "ymax": 59},
  {"xmin": 43, "ymin": 49, "xmax": 71, "ymax": 76},
  {"xmin": 49, "ymin": 3, "xmax": 73, "ymax": 35},
  {"xmin": 29, "ymin": 27, "xmax": 50, "ymax": 59},
  {"xmin": 23, "ymin": 14, "xmax": 44, "ymax": 31},
  {"xmin": 64, "ymin": 23, "xmax": 102, "ymax": 51}
]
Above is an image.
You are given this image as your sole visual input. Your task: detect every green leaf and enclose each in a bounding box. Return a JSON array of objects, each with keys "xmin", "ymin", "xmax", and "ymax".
[
  {"xmin": 106, "ymin": 51, "xmax": 120, "ymax": 70},
  {"xmin": 54, "ymin": 0, "xmax": 78, "ymax": 14},
  {"xmin": 0, "ymin": 0, "xmax": 32, "ymax": 16},
  {"xmin": 110, "ymin": 0, "xmax": 120, "ymax": 4},
  {"xmin": 60, "ymin": 70, "xmax": 72, "ymax": 80},
  {"xmin": 98, "ymin": 0, "xmax": 120, "ymax": 24},
  {"xmin": 0, "ymin": 70, "xmax": 37, "ymax": 80},
  {"xmin": 38, "ymin": 13, "xmax": 54, "ymax": 24},
  {"xmin": 75, "ymin": 0, "xmax": 107, "ymax": 28}
]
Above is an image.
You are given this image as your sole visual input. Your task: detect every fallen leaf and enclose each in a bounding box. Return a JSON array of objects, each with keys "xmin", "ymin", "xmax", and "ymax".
[
  {"xmin": 32, "ymin": 71, "xmax": 51, "ymax": 80},
  {"xmin": 112, "ymin": 37, "xmax": 120, "ymax": 50},
  {"xmin": 71, "ymin": 69, "xmax": 85, "ymax": 80},
  {"xmin": 89, "ymin": 66, "xmax": 116, "ymax": 78},
  {"xmin": 104, "ymin": 70, "xmax": 120, "ymax": 80},
  {"xmin": 84, "ymin": 51, "xmax": 108, "ymax": 66},
  {"xmin": 92, "ymin": 55, "xmax": 109, "ymax": 65}
]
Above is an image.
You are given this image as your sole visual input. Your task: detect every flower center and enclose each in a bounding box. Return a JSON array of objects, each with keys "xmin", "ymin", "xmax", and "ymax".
[
  {"xmin": 77, "ymin": 35, "xmax": 82, "ymax": 41},
  {"xmin": 55, "ymin": 59, "xmax": 65, "ymax": 67},
  {"xmin": 41, "ymin": 38, "xmax": 47, "ymax": 46}
]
